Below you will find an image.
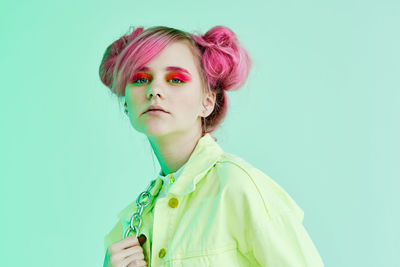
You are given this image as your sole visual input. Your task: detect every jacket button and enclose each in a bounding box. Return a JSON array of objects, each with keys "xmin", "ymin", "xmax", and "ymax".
[
  {"xmin": 168, "ymin": 197, "xmax": 179, "ymax": 208},
  {"xmin": 158, "ymin": 248, "xmax": 166, "ymax": 258}
]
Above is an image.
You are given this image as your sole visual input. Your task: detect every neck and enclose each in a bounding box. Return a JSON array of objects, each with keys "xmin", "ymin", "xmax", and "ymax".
[{"xmin": 147, "ymin": 124, "xmax": 203, "ymax": 176}]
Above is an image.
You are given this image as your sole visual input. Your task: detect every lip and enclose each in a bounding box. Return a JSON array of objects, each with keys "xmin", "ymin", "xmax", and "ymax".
[
  {"xmin": 144, "ymin": 110, "xmax": 167, "ymax": 116},
  {"xmin": 143, "ymin": 104, "xmax": 168, "ymax": 115}
]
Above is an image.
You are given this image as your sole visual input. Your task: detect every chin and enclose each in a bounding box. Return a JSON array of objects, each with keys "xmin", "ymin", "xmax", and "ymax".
[
  {"xmin": 131, "ymin": 120, "xmax": 169, "ymax": 136},
  {"xmin": 144, "ymin": 125, "xmax": 173, "ymax": 137}
]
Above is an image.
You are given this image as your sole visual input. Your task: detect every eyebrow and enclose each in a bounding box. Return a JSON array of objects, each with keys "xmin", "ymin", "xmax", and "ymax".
[{"xmin": 137, "ymin": 66, "xmax": 192, "ymax": 76}]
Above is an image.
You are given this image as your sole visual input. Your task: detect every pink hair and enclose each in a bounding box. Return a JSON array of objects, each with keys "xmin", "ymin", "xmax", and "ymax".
[{"xmin": 99, "ymin": 25, "xmax": 252, "ymax": 139}]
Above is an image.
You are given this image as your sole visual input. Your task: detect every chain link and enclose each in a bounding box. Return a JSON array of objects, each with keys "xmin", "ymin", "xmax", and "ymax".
[{"xmin": 123, "ymin": 178, "xmax": 163, "ymax": 238}]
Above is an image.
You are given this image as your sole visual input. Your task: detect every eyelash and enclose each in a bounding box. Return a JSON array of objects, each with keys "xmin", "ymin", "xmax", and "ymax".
[{"xmin": 133, "ymin": 77, "xmax": 184, "ymax": 85}]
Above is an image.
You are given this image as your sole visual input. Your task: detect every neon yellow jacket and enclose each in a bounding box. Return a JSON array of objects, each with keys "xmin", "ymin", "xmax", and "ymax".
[{"xmin": 103, "ymin": 133, "xmax": 324, "ymax": 266}]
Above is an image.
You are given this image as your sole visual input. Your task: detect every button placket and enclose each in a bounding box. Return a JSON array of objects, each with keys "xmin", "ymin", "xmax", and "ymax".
[{"xmin": 152, "ymin": 178, "xmax": 180, "ymax": 266}]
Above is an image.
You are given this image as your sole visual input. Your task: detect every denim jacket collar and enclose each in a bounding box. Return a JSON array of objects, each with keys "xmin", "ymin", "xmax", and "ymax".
[
  {"xmin": 117, "ymin": 133, "xmax": 223, "ymax": 223},
  {"xmin": 169, "ymin": 133, "xmax": 223, "ymax": 197}
]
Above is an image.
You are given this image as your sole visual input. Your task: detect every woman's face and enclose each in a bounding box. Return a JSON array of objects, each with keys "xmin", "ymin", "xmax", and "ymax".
[{"xmin": 124, "ymin": 41, "xmax": 215, "ymax": 138}]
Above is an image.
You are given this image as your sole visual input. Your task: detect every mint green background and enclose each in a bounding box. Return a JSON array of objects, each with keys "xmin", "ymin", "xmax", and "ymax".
[{"xmin": 1, "ymin": 0, "xmax": 399, "ymax": 266}]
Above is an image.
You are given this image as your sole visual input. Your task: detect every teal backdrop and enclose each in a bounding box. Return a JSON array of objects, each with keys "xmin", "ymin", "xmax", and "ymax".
[{"xmin": 1, "ymin": 0, "xmax": 398, "ymax": 266}]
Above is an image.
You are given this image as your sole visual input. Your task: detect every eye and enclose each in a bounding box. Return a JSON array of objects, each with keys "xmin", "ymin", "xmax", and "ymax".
[
  {"xmin": 168, "ymin": 78, "xmax": 184, "ymax": 84},
  {"xmin": 130, "ymin": 73, "xmax": 189, "ymax": 86},
  {"xmin": 134, "ymin": 77, "xmax": 149, "ymax": 84},
  {"xmin": 134, "ymin": 77, "xmax": 183, "ymax": 85},
  {"xmin": 166, "ymin": 73, "xmax": 189, "ymax": 85},
  {"xmin": 131, "ymin": 73, "xmax": 151, "ymax": 85}
]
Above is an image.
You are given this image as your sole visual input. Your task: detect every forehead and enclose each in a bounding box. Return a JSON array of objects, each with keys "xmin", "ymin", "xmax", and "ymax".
[{"xmin": 142, "ymin": 41, "xmax": 198, "ymax": 74}]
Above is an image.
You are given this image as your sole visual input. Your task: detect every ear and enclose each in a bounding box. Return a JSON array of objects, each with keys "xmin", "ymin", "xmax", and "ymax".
[{"xmin": 201, "ymin": 90, "xmax": 216, "ymax": 117}]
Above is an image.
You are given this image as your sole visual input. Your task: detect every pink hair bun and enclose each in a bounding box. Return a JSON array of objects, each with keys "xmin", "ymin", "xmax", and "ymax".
[{"xmin": 191, "ymin": 25, "xmax": 252, "ymax": 92}]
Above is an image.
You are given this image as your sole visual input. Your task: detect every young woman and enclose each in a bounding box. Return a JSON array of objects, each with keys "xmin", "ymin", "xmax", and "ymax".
[{"xmin": 99, "ymin": 25, "xmax": 324, "ymax": 267}]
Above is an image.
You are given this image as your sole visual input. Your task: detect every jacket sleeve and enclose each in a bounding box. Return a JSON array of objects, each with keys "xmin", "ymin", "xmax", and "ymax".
[
  {"xmin": 247, "ymin": 207, "xmax": 325, "ymax": 266},
  {"xmin": 222, "ymin": 161, "xmax": 325, "ymax": 266},
  {"xmin": 103, "ymin": 248, "xmax": 111, "ymax": 267}
]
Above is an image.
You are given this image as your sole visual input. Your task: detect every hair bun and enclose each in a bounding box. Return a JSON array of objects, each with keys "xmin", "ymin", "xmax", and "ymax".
[
  {"xmin": 192, "ymin": 25, "xmax": 252, "ymax": 92},
  {"xmin": 99, "ymin": 27, "xmax": 144, "ymax": 88},
  {"xmin": 202, "ymin": 26, "xmax": 236, "ymax": 50}
]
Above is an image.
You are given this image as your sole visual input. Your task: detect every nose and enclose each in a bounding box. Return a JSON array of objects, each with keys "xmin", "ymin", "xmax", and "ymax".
[
  {"xmin": 147, "ymin": 91, "xmax": 161, "ymax": 99},
  {"xmin": 146, "ymin": 85, "xmax": 163, "ymax": 100}
]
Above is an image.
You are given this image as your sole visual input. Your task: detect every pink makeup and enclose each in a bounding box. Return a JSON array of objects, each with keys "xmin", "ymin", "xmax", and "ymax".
[
  {"xmin": 165, "ymin": 73, "xmax": 191, "ymax": 83},
  {"xmin": 131, "ymin": 71, "xmax": 191, "ymax": 84}
]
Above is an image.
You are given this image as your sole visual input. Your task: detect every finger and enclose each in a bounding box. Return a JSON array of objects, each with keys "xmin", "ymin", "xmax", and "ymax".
[
  {"xmin": 118, "ymin": 245, "xmax": 144, "ymax": 260},
  {"xmin": 127, "ymin": 263, "xmax": 146, "ymax": 267},
  {"xmin": 122, "ymin": 253, "xmax": 147, "ymax": 267},
  {"xmin": 127, "ymin": 262, "xmax": 146, "ymax": 267},
  {"xmin": 110, "ymin": 236, "xmax": 139, "ymax": 253},
  {"xmin": 109, "ymin": 243, "xmax": 143, "ymax": 264}
]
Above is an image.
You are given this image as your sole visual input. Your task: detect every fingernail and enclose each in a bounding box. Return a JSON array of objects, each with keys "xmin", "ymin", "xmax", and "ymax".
[{"xmin": 138, "ymin": 234, "xmax": 147, "ymax": 246}]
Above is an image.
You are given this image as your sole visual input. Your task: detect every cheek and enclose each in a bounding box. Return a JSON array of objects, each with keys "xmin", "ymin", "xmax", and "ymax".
[
  {"xmin": 126, "ymin": 90, "xmax": 145, "ymax": 112},
  {"xmin": 175, "ymin": 94, "xmax": 202, "ymax": 117}
]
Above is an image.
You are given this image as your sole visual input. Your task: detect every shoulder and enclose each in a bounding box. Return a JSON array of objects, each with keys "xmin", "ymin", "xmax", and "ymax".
[{"xmin": 214, "ymin": 152, "xmax": 304, "ymax": 221}]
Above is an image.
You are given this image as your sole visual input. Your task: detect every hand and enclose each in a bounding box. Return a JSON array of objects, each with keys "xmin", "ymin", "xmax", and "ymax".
[{"xmin": 108, "ymin": 235, "xmax": 147, "ymax": 267}]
